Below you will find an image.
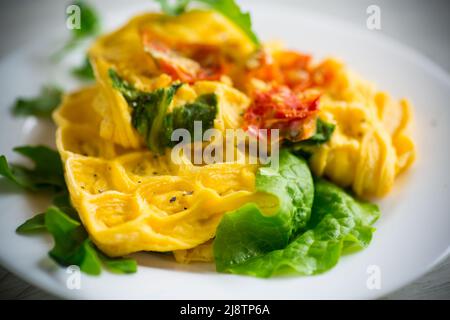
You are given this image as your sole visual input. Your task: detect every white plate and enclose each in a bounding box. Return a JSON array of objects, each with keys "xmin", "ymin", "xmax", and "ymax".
[{"xmin": 0, "ymin": 0, "xmax": 449, "ymax": 299}]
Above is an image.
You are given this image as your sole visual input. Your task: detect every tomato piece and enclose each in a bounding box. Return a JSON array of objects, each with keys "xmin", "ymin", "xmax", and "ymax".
[
  {"xmin": 141, "ymin": 32, "xmax": 228, "ymax": 83},
  {"xmin": 243, "ymin": 49, "xmax": 314, "ymax": 92},
  {"xmin": 276, "ymin": 51, "xmax": 313, "ymax": 91},
  {"xmin": 243, "ymin": 85, "xmax": 319, "ymax": 141}
]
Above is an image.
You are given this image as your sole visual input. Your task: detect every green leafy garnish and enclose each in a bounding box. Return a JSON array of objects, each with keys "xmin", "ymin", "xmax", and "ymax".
[
  {"xmin": 165, "ymin": 93, "xmax": 218, "ymax": 140},
  {"xmin": 18, "ymin": 205, "xmax": 137, "ymax": 275},
  {"xmin": 11, "ymin": 86, "xmax": 63, "ymax": 118},
  {"xmin": 109, "ymin": 68, "xmax": 141, "ymax": 101},
  {"xmin": 71, "ymin": 55, "xmax": 95, "ymax": 81},
  {"xmin": 53, "ymin": 1, "xmax": 100, "ymax": 60},
  {"xmin": 133, "ymin": 83, "xmax": 182, "ymax": 153},
  {"xmin": 4, "ymin": 145, "xmax": 137, "ymax": 275},
  {"xmin": 301, "ymin": 118, "xmax": 336, "ymax": 146},
  {"xmin": 214, "ymin": 150, "xmax": 314, "ymax": 271},
  {"xmin": 45, "ymin": 205, "xmax": 137, "ymax": 275},
  {"xmin": 154, "ymin": 0, "xmax": 189, "ymax": 15},
  {"xmin": 214, "ymin": 152, "xmax": 380, "ymax": 277},
  {"xmin": 154, "ymin": 0, "xmax": 259, "ymax": 45},
  {"xmin": 45, "ymin": 206, "xmax": 102, "ymax": 275},
  {"xmin": 0, "ymin": 146, "xmax": 65, "ymax": 191},
  {"xmin": 16, "ymin": 213, "xmax": 47, "ymax": 234},
  {"xmin": 288, "ymin": 118, "xmax": 335, "ymax": 150},
  {"xmin": 110, "ymin": 69, "xmax": 218, "ymax": 153},
  {"xmin": 287, "ymin": 118, "xmax": 335, "ymax": 160},
  {"xmin": 52, "ymin": 191, "xmax": 80, "ymax": 220},
  {"xmin": 97, "ymin": 252, "xmax": 138, "ymax": 274},
  {"xmin": 2, "ymin": 144, "xmax": 136, "ymax": 275}
]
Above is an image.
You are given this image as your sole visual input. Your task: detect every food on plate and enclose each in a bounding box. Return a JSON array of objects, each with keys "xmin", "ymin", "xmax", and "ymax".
[{"xmin": 2, "ymin": 1, "xmax": 415, "ymax": 277}]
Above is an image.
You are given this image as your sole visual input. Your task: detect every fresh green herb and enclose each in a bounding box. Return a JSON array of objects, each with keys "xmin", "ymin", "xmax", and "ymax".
[
  {"xmin": 71, "ymin": 55, "xmax": 95, "ymax": 81},
  {"xmin": 16, "ymin": 213, "xmax": 47, "ymax": 234},
  {"xmin": 0, "ymin": 146, "xmax": 65, "ymax": 191},
  {"xmin": 109, "ymin": 68, "xmax": 142, "ymax": 101},
  {"xmin": 52, "ymin": 191, "xmax": 79, "ymax": 220},
  {"xmin": 44, "ymin": 205, "xmax": 137, "ymax": 275},
  {"xmin": 213, "ymin": 155, "xmax": 380, "ymax": 277},
  {"xmin": 53, "ymin": 0, "xmax": 100, "ymax": 60},
  {"xmin": 16, "ymin": 202, "xmax": 137, "ymax": 275},
  {"xmin": 97, "ymin": 252, "xmax": 138, "ymax": 274},
  {"xmin": 214, "ymin": 150, "xmax": 314, "ymax": 271},
  {"xmin": 110, "ymin": 69, "xmax": 217, "ymax": 153},
  {"xmin": 154, "ymin": 0, "xmax": 189, "ymax": 15},
  {"xmin": 11, "ymin": 86, "xmax": 63, "ymax": 118},
  {"xmin": 44, "ymin": 206, "xmax": 102, "ymax": 275},
  {"xmin": 136, "ymin": 84, "xmax": 181, "ymax": 153},
  {"xmin": 165, "ymin": 93, "xmax": 217, "ymax": 141},
  {"xmin": 154, "ymin": 0, "xmax": 259, "ymax": 46},
  {"xmin": 301, "ymin": 118, "xmax": 336, "ymax": 145},
  {"xmin": 288, "ymin": 118, "xmax": 335, "ymax": 151}
]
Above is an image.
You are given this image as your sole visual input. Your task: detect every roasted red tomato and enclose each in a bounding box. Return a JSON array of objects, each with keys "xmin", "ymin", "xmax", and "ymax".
[
  {"xmin": 276, "ymin": 50, "xmax": 312, "ymax": 91},
  {"xmin": 242, "ymin": 48, "xmax": 313, "ymax": 92},
  {"xmin": 243, "ymin": 85, "xmax": 319, "ymax": 142},
  {"xmin": 142, "ymin": 32, "xmax": 229, "ymax": 83}
]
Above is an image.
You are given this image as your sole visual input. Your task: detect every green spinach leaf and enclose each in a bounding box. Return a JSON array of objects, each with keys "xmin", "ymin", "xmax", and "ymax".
[
  {"xmin": 72, "ymin": 55, "xmax": 95, "ymax": 81},
  {"xmin": 97, "ymin": 252, "xmax": 138, "ymax": 274},
  {"xmin": 16, "ymin": 213, "xmax": 47, "ymax": 234},
  {"xmin": 11, "ymin": 86, "xmax": 63, "ymax": 118},
  {"xmin": 110, "ymin": 69, "xmax": 217, "ymax": 153}
]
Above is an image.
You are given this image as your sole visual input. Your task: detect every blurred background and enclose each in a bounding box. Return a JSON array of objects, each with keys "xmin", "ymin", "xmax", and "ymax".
[{"xmin": 0, "ymin": 0, "xmax": 449, "ymax": 299}]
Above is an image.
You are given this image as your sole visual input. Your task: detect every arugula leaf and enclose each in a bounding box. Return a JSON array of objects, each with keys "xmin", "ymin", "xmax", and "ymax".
[
  {"xmin": 6, "ymin": 144, "xmax": 137, "ymax": 275},
  {"xmin": 45, "ymin": 206, "xmax": 102, "ymax": 275},
  {"xmin": 97, "ymin": 252, "xmax": 138, "ymax": 274},
  {"xmin": 110, "ymin": 69, "xmax": 217, "ymax": 153},
  {"xmin": 45, "ymin": 206, "xmax": 138, "ymax": 275},
  {"xmin": 71, "ymin": 55, "xmax": 95, "ymax": 81},
  {"xmin": 16, "ymin": 203, "xmax": 137, "ymax": 275},
  {"xmin": 214, "ymin": 176, "xmax": 380, "ymax": 277},
  {"xmin": 53, "ymin": 1, "xmax": 100, "ymax": 60},
  {"xmin": 154, "ymin": 0, "xmax": 189, "ymax": 15},
  {"xmin": 214, "ymin": 150, "xmax": 314, "ymax": 272},
  {"xmin": 0, "ymin": 146, "xmax": 65, "ymax": 191},
  {"xmin": 154, "ymin": 0, "xmax": 259, "ymax": 45},
  {"xmin": 52, "ymin": 191, "xmax": 79, "ymax": 220},
  {"xmin": 11, "ymin": 86, "xmax": 63, "ymax": 118},
  {"xmin": 16, "ymin": 213, "xmax": 47, "ymax": 234}
]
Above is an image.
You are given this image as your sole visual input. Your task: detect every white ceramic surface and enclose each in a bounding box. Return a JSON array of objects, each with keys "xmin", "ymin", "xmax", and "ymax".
[{"xmin": 0, "ymin": 0, "xmax": 449, "ymax": 299}]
